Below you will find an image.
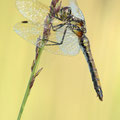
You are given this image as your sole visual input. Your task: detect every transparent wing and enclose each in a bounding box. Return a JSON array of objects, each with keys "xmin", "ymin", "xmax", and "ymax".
[
  {"xmin": 16, "ymin": 0, "xmax": 49, "ymax": 24},
  {"xmin": 14, "ymin": 21, "xmax": 43, "ymax": 45},
  {"xmin": 65, "ymin": 0, "xmax": 85, "ymax": 20},
  {"xmin": 56, "ymin": 25, "xmax": 80, "ymax": 55},
  {"xmin": 14, "ymin": 22, "xmax": 80, "ymax": 56},
  {"xmin": 46, "ymin": 25, "xmax": 80, "ymax": 56}
]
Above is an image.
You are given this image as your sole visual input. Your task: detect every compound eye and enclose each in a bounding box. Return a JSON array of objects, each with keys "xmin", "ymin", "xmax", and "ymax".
[
  {"xmin": 60, "ymin": 8, "xmax": 64, "ymax": 14},
  {"xmin": 67, "ymin": 9, "xmax": 71, "ymax": 15},
  {"xmin": 61, "ymin": 9, "xmax": 65, "ymax": 14}
]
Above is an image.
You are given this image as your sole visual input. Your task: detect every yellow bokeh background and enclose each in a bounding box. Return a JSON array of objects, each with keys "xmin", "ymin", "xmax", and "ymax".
[{"xmin": 0, "ymin": 0, "xmax": 120, "ymax": 120}]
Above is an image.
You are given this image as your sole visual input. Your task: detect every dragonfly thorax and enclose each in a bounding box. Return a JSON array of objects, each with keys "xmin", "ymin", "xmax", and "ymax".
[{"xmin": 68, "ymin": 18, "xmax": 86, "ymax": 37}]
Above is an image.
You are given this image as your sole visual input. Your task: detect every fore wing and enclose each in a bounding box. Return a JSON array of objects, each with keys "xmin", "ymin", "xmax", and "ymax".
[
  {"xmin": 16, "ymin": 0, "xmax": 49, "ymax": 24},
  {"xmin": 14, "ymin": 21, "xmax": 42, "ymax": 45}
]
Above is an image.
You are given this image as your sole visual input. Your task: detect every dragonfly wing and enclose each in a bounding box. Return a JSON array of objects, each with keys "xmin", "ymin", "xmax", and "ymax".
[
  {"xmin": 45, "ymin": 25, "xmax": 80, "ymax": 56},
  {"xmin": 56, "ymin": 25, "xmax": 80, "ymax": 55},
  {"xmin": 16, "ymin": 0, "xmax": 49, "ymax": 24},
  {"xmin": 14, "ymin": 22, "xmax": 80, "ymax": 56},
  {"xmin": 69, "ymin": 0, "xmax": 85, "ymax": 20},
  {"xmin": 14, "ymin": 21, "xmax": 43, "ymax": 45}
]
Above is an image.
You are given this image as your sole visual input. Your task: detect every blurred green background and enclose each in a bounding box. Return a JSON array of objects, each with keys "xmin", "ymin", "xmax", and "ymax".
[{"xmin": 0, "ymin": 0, "xmax": 120, "ymax": 120}]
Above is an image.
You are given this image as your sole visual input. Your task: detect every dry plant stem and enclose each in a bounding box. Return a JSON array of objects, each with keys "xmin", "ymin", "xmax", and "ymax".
[{"xmin": 17, "ymin": 0, "xmax": 61, "ymax": 120}]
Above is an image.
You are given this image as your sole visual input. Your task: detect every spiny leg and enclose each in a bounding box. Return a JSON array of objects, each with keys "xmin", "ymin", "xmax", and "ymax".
[{"xmin": 80, "ymin": 36, "xmax": 103, "ymax": 101}]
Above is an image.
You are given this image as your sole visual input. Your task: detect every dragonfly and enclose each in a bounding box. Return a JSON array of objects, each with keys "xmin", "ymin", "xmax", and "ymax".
[{"xmin": 14, "ymin": 0, "xmax": 103, "ymax": 101}]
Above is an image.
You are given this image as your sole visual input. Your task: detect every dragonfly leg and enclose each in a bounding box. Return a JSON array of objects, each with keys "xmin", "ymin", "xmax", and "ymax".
[
  {"xmin": 51, "ymin": 22, "xmax": 67, "ymax": 31},
  {"xmin": 80, "ymin": 36, "xmax": 103, "ymax": 101},
  {"xmin": 45, "ymin": 26, "xmax": 68, "ymax": 46}
]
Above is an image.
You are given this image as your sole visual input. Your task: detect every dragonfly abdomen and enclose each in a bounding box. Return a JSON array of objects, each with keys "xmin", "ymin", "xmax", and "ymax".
[{"xmin": 80, "ymin": 36, "xmax": 103, "ymax": 101}]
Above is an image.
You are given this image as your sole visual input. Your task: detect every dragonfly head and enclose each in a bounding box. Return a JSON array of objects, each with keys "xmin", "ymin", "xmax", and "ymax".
[{"xmin": 59, "ymin": 7, "xmax": 72, "ymax": 21}]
